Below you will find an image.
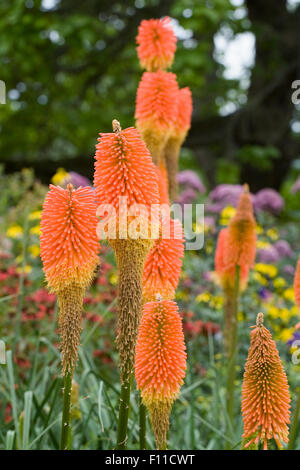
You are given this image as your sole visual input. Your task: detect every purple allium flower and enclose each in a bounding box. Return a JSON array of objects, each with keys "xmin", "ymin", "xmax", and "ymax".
[
  {"xmin": 177, "ymin": 188, "xmax": 197, "ymax": 205},
  {"xmin": 177, "ymin": 170, "xmax": 205, "ymax": 193},
  {"xmin": 283, "ymin": 264, "xmax": 295, "ymax": 276},
  {"xmin": 291, "ymin": 177, "xmax": 300, "ymax": 194},
  {"xmin": 204, "ymin": 216, "xmax": 216, "ymax": 233},
  {"xmin": 253, "ymin": 188, "xmax": 284, "ymax": 214},
  {"xmin": 63, "ymin": 171, "xmax": 91, "ymax": 188},
  {"xmin": 208, "ymin": 184, "xmax": 254, "ymax": 212},
  {"xmin": 257, "ymin": 246, "xmax": 280, "ymax": 263},
  {"xmin": 274, "ymin": 240, "xmax": 293, "ymax": 258}
]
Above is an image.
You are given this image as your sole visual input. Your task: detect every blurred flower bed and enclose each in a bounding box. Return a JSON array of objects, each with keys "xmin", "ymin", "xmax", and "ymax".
[{"xmin": 1, "ymin": 166, "xmax": 300, "ymax": 441}]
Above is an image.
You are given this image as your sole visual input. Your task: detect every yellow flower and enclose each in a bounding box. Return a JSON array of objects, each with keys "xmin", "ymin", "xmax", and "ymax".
[
  {"xmin": 283, "ymin": 288, "xmax": 295, "ymax": 302},
  {"xmin": 273, "ymin": 277, "xmax": 286, "ymax": 288},
  {"xmin": 196, "ymin": 292, "xmax": 211, "ymax": 303},
  {"xmin": 255, "ymin": 224, "xmax": 264, "ymax": 235},
  {"xmin": 193, "ymin": 222, "xmax": 204, "ymax": 234},
  {"xmin": 6, "ymin": 224, "xmax": 23, "ymax": 238},
  {"xmin": 291, "ymin": 306, "xmax": 299, "ymax": 317},
  {"xmin": 30, "ymin": 225, "xmax": 41, "ymax": 236},
  {"xmin": 109, "ymin": 273, "xmax": 118, "ymax": 285},
  {"xmin": 256, "ymin": 240, "xmax": 271, "ymax": 250},
  {"xmin": 255, "ymin": 263, "xmax": 278, "ymax": 278},
  {"xmin": 209, "ymin": 295, "xmax": 223, "ymax": 309},
  {"xmin": 278, "ymin": 308, "xmax": 290, "ymax": 322},
  {"xmin": 28, "ymin": 244, "xmax": 40, "ymax": 257},
  {"xmin": 253, "ymin": 272, "xmax": 268, "ymax": 286},
  {"xmin": 267, "ymin": 305, "xmax": 280, "ymax": 318},
  {"xmin": 266, "ymin": 228, "xmax": 279, "ymax": 241},
  {"xmin": 277, "ymin": 328, "xmax": 294, "ymax": 343},
  {"xmin": 219, "ymin": 205, "xmax": 236, "ymax": 226},
  {"xmin": 29, "ymin": 210, "xmax": 42, "ymax": 221},
  {"xmin": 51, "ymin": 168, "xmax": 69, "ymax": 185},
  {"xmin": 16, "ymin": 265, "xmax": 32, "ymax": 274}
]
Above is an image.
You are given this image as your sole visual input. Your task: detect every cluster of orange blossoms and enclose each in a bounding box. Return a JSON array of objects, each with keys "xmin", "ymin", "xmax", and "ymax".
[
  {"xmin": 40, "ymin": 184, "xmax": 99, "ymax": 373},
  {"xmin": 215, "ymin": 185, "xmax": 256, "ymax": 292},
  {"xmin": 135, "ymin": 300, "xmax": 186, "ymax": 449},
  {"xmin": 242, "ymin": 313, "xmax": 290, "ymax": 450},
  {"xmin": 135, "ymin": 17, "xmax": 192, "ymax": 201},
  {"xmin": 134, "ymin": 17, "xmax": 189, "ymax": 448}
]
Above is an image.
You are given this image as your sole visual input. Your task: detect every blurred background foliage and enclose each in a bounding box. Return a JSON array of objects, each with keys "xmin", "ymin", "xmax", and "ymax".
[{"xmin": 1, "ymin": 0, "xmax": 300, "ymax": 190}]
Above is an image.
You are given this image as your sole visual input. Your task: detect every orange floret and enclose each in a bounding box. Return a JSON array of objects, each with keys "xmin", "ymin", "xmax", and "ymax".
[
  {"xmin": 143, "ymin": 218, "xmax": 184, "ymax": 302},
  {"xmin": 215, "ymin": 227, "xmax": 249, "ymax": 293},
  {"xmin": 157, "ymin": 161, "xmax": 170, "ymax": 206},
  {"xmin": 223, "ymin": 184, "xmax": 256, "ymax": 269},
  {"xmin": 94, "ymin": 122, "xmax": 159, "ymax": 238},
  {"xmin": 40, "ymin": 184, "xmax": 99, "ymax": 292},
  {"xmin": 241, "ymin": 313, "xmax": 290, "ymax": 450},
  {"xmin": 135, "ymin": 71, "xmax": 178, "ymax": 164},
  {"xmin": 136, "ymin": 17, "xmax": 177, "ymax": 71},
  {"xmin": 294, "ymin": 257, "xmax": 300, "ymax": 309},
  {"xmin": 173, "ymin": 87, "xmax": 193, "ymax": 139},
  {"xmin": 135, "ymin": 299, "xmax": 186, "ymax": 401},
  {"xmin": 135, "ymin": 299, "xmax": 186, "ymax": 449}
]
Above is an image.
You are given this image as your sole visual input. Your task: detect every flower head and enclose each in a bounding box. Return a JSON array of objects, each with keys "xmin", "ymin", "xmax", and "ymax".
[
  {"xmin": 136, "ymin": 17, "xmax": 177, "ymax": 71},
  {"xmin": 173, "ymin": 87, "xmax": 192, "ymax": 139},
  {"xmin": 40, "ymin": 184, "xmax": 99, "ymax": 292},
  {"xmin": 223, "ymin": 184, "xmax": 256, "ymax": 269},
  {"xmin": 242, "ymin": 313, "xmax": 290, "ymax": 450},
  {"xmin": 94, "ymin": 121, "xmax": 159, "ymax": 237},
  {"xmin": 254, "ymin": 188, "xmax": 284, "ymax": 214},
  {"xmin": 157, "ymin": 162, "xmax": 170, "ymax": 206},
  {"xmin": 293, "ymin": 257, "xmax": 300, "ymax": 310},
  {"xmin": 135, "ymin": 299, "xmax": 186, "ymax": 448},
  {"xmin": 177, "ymin": 170, "xmax": 205, "ymax": 193},
  {"xmin": 215, "ymin": 228, "xmax": 249, "ymax": 292},
  {"xmin": 143, "ymin": 219, "xmax": 184, "ymax": 302},
  {"xmin": 135, "ymin": 71, "xmax": 178, "ymax": 163}
]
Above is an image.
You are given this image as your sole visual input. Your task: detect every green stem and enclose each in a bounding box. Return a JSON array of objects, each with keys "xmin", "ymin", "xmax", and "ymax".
[
  {"xmin": 139, "ymin": 396, "xmax": 147, "ymax": 450},
  {"xmin": 116, "ymin": 377, "xmax": 131, "ymax": 450},
  {"xmin": 288, "ymin": 385, "xmax": 300, "ymax": 449},
  {"xmin": 225, "ymin": 264, "xmax": 240, "ymax": 448},
  {"xmin": 60, "ymin": 369, "xmax": 73, "ymax": 450}
]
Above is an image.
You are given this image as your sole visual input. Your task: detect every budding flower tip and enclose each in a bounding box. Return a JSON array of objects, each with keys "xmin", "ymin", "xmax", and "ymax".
[
  {"xmin": 112, "ymin": 119, "xmax": 122, "ymax": 133},
  {"xmin": 243, "ymin": 183, "xmax": 250, "ymax": 193},
  {"xmin": 256, "ymin": 312, "xmax": 264, "ymax": 327},
  {"xmin": 67, "ymin": 183, "xmax": 74, "ymax": 193}
]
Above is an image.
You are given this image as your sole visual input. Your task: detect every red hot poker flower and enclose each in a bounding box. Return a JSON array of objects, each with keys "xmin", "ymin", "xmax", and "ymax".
[
  {"xmin": 135, "ymin": 71, "xmax": 178, "ymax": 164},
  {"xmin": 135, "ymin": 299, "xmax": 186, "ymax": 448},
  {"xmin": 241, "ymin": 313, "xmax": 290, "ymax": 450},
  {"xmin": 136, "ymin": 17, "xmax": 177, "ymax": 72}
]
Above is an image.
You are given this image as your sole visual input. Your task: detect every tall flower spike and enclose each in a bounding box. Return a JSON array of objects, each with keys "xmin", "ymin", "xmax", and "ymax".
[
  {"xmin": 293, "ymin": 257, "xmax": 300, "ymax": 309},
  {"xmin": 164, "ymin": 87, "xmax": 193, "ymax": 201},
  {"xmin": 135, "ymin": 70, "xmax": 178, "ymax": 165},
  {"xmin": 143, "ymin": 218, "xmax": 184, "ymax": 302},
  {"xmin": 41, "ymin": 184, "xmax": 99, "ymax": 373},
  {"xmin": 215, "ymin": 227, "xmax": 250, "ymax": 294},
  {"xmin": 223, "ymin": 184, "xmax": 256, "ymax": 269},
  {"xmin": 94, "ymin": 121, "xmax": 159, "ymax": 383},
  {"xmin": 135, "ymin": 300, "xmax": 186, "ymax": 449},
  {"xmin": 136, "ymin": 17, "xmax": 177, "ymax": 72},
  {"xmin": 241, "ymin": 313, "xmax": 290, "ymax": 450},
  {"xmin": 157, "ymin": 160, "xmax": 170, "ymax": 206}
]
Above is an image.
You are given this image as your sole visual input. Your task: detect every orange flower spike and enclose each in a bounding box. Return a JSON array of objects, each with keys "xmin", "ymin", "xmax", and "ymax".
[
  {"xmin": 223, "ymin": 184, "xmax": 256, "ymax": 269},
  {"xmin": 135, "ymin": 299, "xmax": 186, "ymax": 449},
  {"xmin": 40, "ymin": 184, "xmax": 99, "ymax": 373},
  {"xmin": 164, "ymin": 87, "xmax": 193, "ymax": 201},
  {"xmin": 94, "ymin": 120, "xmax": 160, "ymax": 383},
  {"xmin": 157, "ymin": 161, "xmax": 170, "ymax": 206},
  {"xmin": 241, "ymin": 313, "xmax": 290, "ymax": 450},
  {"xmin": 293, "ymin": 257, "xmax": 300, "ymax": 309},
  {"xmin": 136, "ymin": 17, "xmax": 177, "ymax": 72},
  {"xmin": 215, "ymin": 227, "xmax": 249, "ymax": 293},
  {"xmin": 94, "ymin": 120, "xmax": 159, "ymax": 217},
  {"xmin": 143, "ymin": 218, "xmax": 184, "ymax": 302},
  {"xmin": 135, "ymin": 70, "xmax": 179, "ymax": 165}
]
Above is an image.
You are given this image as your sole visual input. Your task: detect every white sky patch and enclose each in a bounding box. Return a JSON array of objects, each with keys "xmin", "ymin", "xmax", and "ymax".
[
  {"xmin": 170, "ymin": 18, "xmax": 193, "ymax": 41},
  {"xmin": 41, "ymin": 0, "xmax": 60, "ymax": 10},
  {"xmin": 214, "ymin": 30, "xmax": 255, "ymax": 81},
  {"xmin": 287, "ymin": 0, "xmax": 300, "ymax": 11}
]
